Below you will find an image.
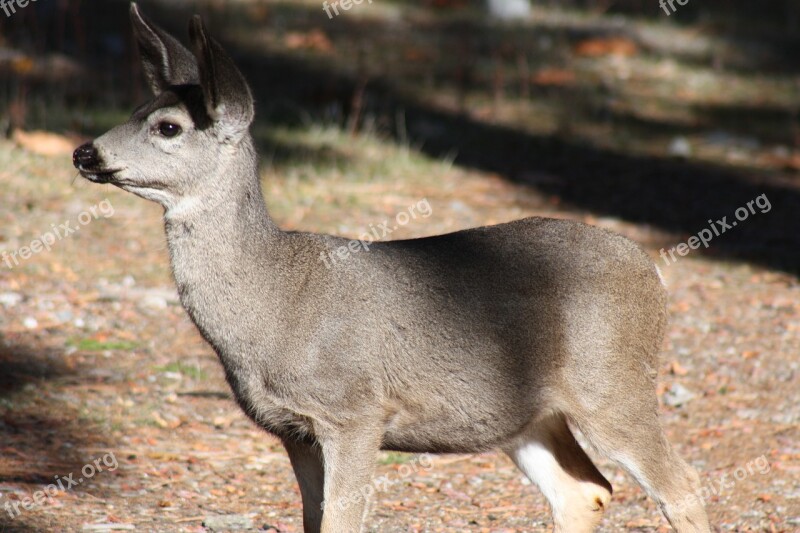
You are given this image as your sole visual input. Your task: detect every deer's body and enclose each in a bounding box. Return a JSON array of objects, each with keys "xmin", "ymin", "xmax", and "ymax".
[
  {"xmin": 169, "ymin": 176, "xmax": 663, "ymax": 453},
  {"xmin": 73, "ymin": 4, "xmax": 711, "ymax": 532}
]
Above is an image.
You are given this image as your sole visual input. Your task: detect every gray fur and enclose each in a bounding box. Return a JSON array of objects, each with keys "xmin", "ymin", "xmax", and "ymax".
[{"xmin": 74, "ymin": 5, "xmax": 711, "ymax": 532}]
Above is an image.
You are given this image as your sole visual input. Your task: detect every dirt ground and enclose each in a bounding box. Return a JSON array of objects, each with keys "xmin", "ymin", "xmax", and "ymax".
[
  {"xmin": 2, "ymin": 1, "xmax": 800, "ymax": 531},
  {"xmin": 1, "ymin": 134, "xmax": 798, "ymax": 531}
]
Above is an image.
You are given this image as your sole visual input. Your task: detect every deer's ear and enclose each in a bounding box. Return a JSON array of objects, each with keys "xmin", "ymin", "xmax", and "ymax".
[
  {"xmin": 130, "ymin": 2, "xmax": 198, "ymax": 94},
  {"xmin": 189, "ymin": 15, "xmax": 254, "ymax": 141}
]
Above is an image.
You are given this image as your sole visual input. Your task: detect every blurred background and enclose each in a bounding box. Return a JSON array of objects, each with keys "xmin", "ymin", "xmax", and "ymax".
[{"xmin": 1, "ymin": 1, "xmax": 799, "ymax": 531}]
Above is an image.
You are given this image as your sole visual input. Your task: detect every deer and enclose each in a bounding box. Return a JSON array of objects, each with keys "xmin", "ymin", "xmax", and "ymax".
[{"xmin": 72, "ymin": 4, "xmax": 711, "ymax": 532}]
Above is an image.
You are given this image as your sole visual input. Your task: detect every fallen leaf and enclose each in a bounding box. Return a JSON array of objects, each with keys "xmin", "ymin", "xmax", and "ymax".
[
  {"xmin": 532, "ymin": 68, "xmax": 576, "ymax": 86},
  {"xmin": 669, "ymin": 360, "xmax": 689, "ymax": 376},
  {"xmin": 574, "ymin": 37, "xmax": 638, "ymax": 57},
  {"xmin": 13, "ymin": 130, "xmax": 83, "ymax": 156},
  {"xmin": 285, "ymin": 30, "xmax": 333, "ymax": 53}
]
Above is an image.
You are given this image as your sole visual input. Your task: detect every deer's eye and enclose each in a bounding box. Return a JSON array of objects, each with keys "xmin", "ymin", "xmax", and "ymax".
[{"xmin": 158, "ymin": 122, "xmax": 182, "ymax": 138}]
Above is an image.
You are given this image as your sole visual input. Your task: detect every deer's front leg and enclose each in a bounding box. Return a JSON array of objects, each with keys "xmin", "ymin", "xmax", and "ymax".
[
  {"xmin": 318, "ymin": 426, "xmax": 381, "ymax": 533},
  {"xmin": 284, "ymin": 438, "xmax": 325, "ymax": 533}
]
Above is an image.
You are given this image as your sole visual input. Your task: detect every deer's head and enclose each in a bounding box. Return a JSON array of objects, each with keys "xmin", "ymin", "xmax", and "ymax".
[{"xmin": 73, "ymin": 3, "xmax": 255, "ymax": 211}]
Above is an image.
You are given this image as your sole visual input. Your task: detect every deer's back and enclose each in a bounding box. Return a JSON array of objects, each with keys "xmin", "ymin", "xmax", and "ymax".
[{"xmin": 265, "ymin": 217, "xmax": 668, "ymax": 452}]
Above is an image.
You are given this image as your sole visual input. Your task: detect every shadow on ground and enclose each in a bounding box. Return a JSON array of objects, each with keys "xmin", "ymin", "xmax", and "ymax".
[
  {"xmin": 0, "ymin": 338, "xmax": 116, "ymax": 529},
  {"xmin": 4, "ymin": 0, "xmax": 800, "ymax": 274}
]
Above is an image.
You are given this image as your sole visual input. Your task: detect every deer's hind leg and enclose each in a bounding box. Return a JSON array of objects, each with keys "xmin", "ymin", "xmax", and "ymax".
[
  {"xmin": 571, "ymin": 397, "xmax": 711, "ymax": 533},
  {"xmin": 503, "ymin": 411, "xmax": 612, "ymax": 533}
]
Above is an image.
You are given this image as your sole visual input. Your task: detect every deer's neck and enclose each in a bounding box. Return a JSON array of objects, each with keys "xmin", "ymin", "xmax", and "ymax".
[{"xmin": 162, "ymin": 149, "xmax": 288, "ymax": 365}]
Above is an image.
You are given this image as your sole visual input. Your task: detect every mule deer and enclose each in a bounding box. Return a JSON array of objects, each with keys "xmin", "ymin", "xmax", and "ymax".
[{"xmin": 73, "ymin": 4, "xmax": 711, "ymax": 532}]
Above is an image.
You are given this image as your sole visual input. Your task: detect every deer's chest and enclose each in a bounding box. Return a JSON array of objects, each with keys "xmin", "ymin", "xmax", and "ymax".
[{"xmin": 218, "ymin": 355, "xmax": 317, "ymax": 441}]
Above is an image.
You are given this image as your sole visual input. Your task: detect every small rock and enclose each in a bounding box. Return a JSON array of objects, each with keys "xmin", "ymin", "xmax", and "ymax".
[
  {"xmin": 736, "ymin": 408, "xmax": 761, "ymax": 420},
  {"xmin": 487, "ymin": 0, "xmax": 531, "ymax": 20},
  {"xmin": 23, "ymin": 317, "xmax": 38, "ymax": 329},
  {"xmin": 703, "ymin": 131, "xmax": 760, "ymax": 151},
  {"xmin": 0, "ymin": 292, "xmax": 22, "ymax": 307},
  {"xmin": 669, "ymin": 137, "xmax": 692, "ymax": 158},
  {"xmin": 139, "ymin": 295, "xmax": 168, "ymax": 310},
  {"xmin": 773, "ymin": 145, "xmax": 791, "ymax": 158},
  {"xmin": 663, "ymin": 383, "xmax": 695, "ymax": 407},
  {"xmin": 202, "ymin": 514, "xmax": 254, "ymax": 531},
  {"xmin": 55, "ymin": 310, "xmax": 74, "ymax": 323},
  {"xmin": 450, "ymin": 200, "xmax": 469, "ymax": 213},
  {"xmin": 81, "ymin": 524, "xmax": 135, "ymax": 532}
]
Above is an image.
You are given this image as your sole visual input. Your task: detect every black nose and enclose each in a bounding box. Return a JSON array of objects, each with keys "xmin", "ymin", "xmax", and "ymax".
[{"xmin": 73, "ymin": 142, "xmax": 99, "ymax": 169}]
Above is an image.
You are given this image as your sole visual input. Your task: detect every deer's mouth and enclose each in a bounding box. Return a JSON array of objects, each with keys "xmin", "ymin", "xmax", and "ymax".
[
  {"xmin": 78, "ymin": 167, "xmax": 123, "ymax": 184},
  {"xmin": 114, "ymin": 178, "xmax": 168, "ymax": 190}
]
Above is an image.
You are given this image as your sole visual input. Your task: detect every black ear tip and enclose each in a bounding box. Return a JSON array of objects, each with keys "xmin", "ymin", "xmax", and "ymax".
[{"xmin": 189, "ymin": 15, "xmax": 205, "ymax": 35}]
